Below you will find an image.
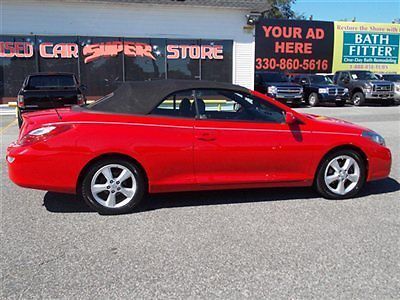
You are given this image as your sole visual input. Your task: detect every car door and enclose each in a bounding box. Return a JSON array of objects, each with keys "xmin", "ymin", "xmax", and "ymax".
[
  {"xmin": 192, "ymin": 89, "xmax": 312, "ymax": 189},
  {"xmin": 146, "ymin": 90, "xmax": 197, "ymax": 192},
  {"xmin": 338, "ymin": 72, "xmax": 351, "ymax": 89}
]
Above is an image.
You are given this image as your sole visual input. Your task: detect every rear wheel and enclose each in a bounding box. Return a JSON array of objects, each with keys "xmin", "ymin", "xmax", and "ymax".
[
  {"xmin": 352, "ymin": 92, "xmax": 365, "ymax": 106},
  {"xmin": 80, "ymin": 158, "xmax": 146, "ymax": 214},
  {"xmin": 315, "ymin": 150, "xmax": 366, "ymax": 199},
  {"xmin": 308, "ymin": 92, "xmax": 319, "ymax": 107}
]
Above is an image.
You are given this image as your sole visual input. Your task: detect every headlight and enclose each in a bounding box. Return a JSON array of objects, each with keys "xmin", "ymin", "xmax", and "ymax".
[
  {"xmin": 363, "ymin": 83, "xmax": 373, "ymax": 93},
  {"xmin": 396, "ymin": 84, "xmax": 400, "ymax": 92},
  {"xmin": 344, "ymin": 88, "xmax": 349, "ymax": 93},
  {"xmin": 299, "ymin": 87, "xmax": 304, "ymax": 93},
  {"xmin": 268, "ymin": 86, "xmax": 277, "ymax": 94},
  {"xmin": 318, "ymin": 88, "xmax": 328, "ymax": 94},
  {"xmin": 362, "ymin": 131, "xmax": 385, "ymax": 146}
]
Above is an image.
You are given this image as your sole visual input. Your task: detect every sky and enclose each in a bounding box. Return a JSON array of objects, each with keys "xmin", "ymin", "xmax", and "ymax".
[{"xmin": 293, "ymin": 0, "xmax": 400, "ymax": 23}]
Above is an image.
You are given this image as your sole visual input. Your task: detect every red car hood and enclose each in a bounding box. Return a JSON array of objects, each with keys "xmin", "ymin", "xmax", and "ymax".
[{"xmin": 301, "ymin": 113, "xmax": 369, "ymax": 134}]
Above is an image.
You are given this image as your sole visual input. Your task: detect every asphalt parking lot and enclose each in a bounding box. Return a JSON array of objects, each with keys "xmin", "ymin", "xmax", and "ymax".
[{"xmin": 1, "ymin": 105, "xmax": 399, "ymax": 299}]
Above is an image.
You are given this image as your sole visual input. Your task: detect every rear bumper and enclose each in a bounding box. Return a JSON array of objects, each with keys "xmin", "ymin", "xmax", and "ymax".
[{"xmin": 6, "ymin": 142, "xmax": 88, "ymax": 194}]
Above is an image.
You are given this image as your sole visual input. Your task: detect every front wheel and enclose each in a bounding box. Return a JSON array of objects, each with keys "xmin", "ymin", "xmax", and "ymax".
[
  {"xmin": 308, "ymin": 92, "xmax": 319, "ymax": 107},
  {"xmin": 352, "ymin": 92, "xmax": 365, "ymax": 106},
  {"xmin": 80, "ymin": 159, "xmax": 146, "ymax": 214},
  {"xmin": 315, "ymin": 150, "xmax": 366, "ymax": 199}
]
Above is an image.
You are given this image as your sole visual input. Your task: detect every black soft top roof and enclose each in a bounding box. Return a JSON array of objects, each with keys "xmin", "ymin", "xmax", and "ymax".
[{"xmin": 88, "ymin": 80, "xmax": 250, "ymax": 115}]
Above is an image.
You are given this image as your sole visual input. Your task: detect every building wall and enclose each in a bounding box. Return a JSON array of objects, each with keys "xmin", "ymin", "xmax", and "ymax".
[{"xmin": 1, "ymin": 0, "xmax": 255, "ymax": 89}]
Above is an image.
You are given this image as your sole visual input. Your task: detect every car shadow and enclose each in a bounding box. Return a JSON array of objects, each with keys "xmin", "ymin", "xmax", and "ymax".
[{"xmin": 43, "ymin": 177, "xmax": 400, "ymax": 214}]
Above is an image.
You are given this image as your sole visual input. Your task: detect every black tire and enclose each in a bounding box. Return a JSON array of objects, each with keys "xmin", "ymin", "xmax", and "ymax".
[
  {"xmin": 352, "ymin": 92, "xmax": 365, "ymax": 106},
  {"xmin": 335, "ymin": 101, "xmax": 346, "ymax": 107},
  {"xmin": 308, "ymin": 92, "xmax": 319, "ymax": 107},
  {"xmin": 17, "ymin": 109, "xmax": 23, "ymax": 128},
  {"xmin": 80, "ymin": 158, "xmax": 146, "ymax": 215},
  {"xmin": 315, "ymin": 149, "xmax": 366, "ymax": 200}
]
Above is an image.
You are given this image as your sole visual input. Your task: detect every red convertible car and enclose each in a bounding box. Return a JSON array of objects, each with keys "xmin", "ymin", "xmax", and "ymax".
[{"xmin": 7, "ymin": 80, "xmax": 391, "ymax": 214}]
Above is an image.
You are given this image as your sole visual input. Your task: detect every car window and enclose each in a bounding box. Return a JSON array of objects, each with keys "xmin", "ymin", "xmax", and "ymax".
[
  {"xmin": 193, "ymin": 89, "xmax": 285, "ymax": 123},
  {"xmin": 350, "ymin": 71, "xmax": 378, "ymax": 80},
  {"xmin": 339, "ymin": 72, "xmax": 350, "ymax": 81},
  {"xmin": 27, "ymin": 75, "xmax": 76, "ymax": 90},
  {"xmin": 310, "ymin": 75, "xmax": 333, "ymax": 84},
  {"xmin": 150, "ymin": 90, "xmax": 195, "ymax": 118}
]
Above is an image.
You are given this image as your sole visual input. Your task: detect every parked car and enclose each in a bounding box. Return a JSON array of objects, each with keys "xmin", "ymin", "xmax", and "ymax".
[
  {"xmin": 255, "ymin": 71, "xmax": 303, "ymax": 106},
  {"xmin": 292, "ymin": 74, "xmax": 349, "ymax": 107},
  {"xmin": 381, "ymin": 74, "xmax": 400, "ymax": 103},
  {"xmin": 7, "ymin": 80, "xmax": 391, "ymax": 214},
  {"xmin": 17, "ymin": 72, "xmax": 86, "ymax": 127},
  {"xmin": 333, "ymin": 70, "xmax": 395, "ymax": 106}
]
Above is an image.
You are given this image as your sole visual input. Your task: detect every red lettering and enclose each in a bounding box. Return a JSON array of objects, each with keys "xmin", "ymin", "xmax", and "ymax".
[
  {"xmin": 166, "ymin": 45, "xmax": 180, "ymax": 59},
  {"xmin": 0, "ymin": 41, "xmax": 33, "ymax": 58},
  {"xmin": 40, "ymin": 42, "xmax": 53, "ymax": 58},
  {"xmin": 263, "ymin": 26, "xmax": 302, "ymax": 39},
  {"xmin": 274, "ymin": 41, "xmax": 312, "ymax": 54}
]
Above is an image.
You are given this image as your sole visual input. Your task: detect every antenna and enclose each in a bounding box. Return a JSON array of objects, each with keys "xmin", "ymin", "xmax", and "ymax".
[{"xmin": 49, "ymin": 93, "xmax": 62, "ymax": 120}]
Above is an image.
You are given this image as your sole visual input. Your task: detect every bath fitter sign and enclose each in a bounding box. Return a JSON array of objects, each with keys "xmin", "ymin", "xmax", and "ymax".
[{"xmin": 342, "ymin": 32, "xmax": 399, "ymax": 64}]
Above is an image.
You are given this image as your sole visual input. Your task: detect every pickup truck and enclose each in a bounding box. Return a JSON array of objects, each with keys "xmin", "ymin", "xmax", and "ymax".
[
  {"xmin": 292, "ymin": 74, "xmax": 349, "ymax": 107},
  {"xmin": 255, "ymin": 71, "xmax": 303, "ymax": 106},
  {"xmin": 381, "ymin": 74, "xmax": 400, "ymax": 103},
  {"xmin": 17, "ymin": 73, "xmax": 86, "ymax": 127},
  {"xmin": 333, "ymin": 70, "xmax": 395, "ymax": 106}
]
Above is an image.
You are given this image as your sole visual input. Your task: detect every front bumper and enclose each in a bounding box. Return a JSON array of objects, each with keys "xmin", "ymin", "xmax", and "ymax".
[
  {"xmin": 367, "ymin": 145, "xmax": 392, "ymax": 181},
  {"xmin": 269, "ymin": 93, "xmax": 303, "ymax": 103},
  {"xmin": 319, "ymin": 93, "xmax": 349, "ymax": 102},
  {"xmin": 365, "ymin": 91, "xmax": 394, "ymax": 100}
]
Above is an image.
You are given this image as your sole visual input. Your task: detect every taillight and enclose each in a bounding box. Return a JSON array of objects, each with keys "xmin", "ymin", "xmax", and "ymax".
[
  {"xmin": 17, "ymin": 95, "xmax": 24, "ymax": 108},
  {"xmin": 18, "ymin": 124, "xmax": 72, "ymax": 146},
  {"xmin": 77, "ymin": 94, "xmax": 85, "ymax": 105}
]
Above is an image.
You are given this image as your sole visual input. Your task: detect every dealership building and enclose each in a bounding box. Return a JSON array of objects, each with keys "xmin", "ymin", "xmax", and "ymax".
[{"xmin": 0, "ymin": 0, "xmax": 270, "ymax": 103}]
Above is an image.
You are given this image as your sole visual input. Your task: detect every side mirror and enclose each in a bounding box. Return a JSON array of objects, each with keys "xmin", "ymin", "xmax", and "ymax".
[
  {"xmin": 79, "ymin": 84, "xmax": 87, "ymax": 91},
  {"xmin": 300, "ymin": 79, "xmax": 307, "ymax": 85},
  {"xmin": 285, "ymin": 112, "xmax": 298, "ymax": 125},
  {"xmin": 343, "ymin": 78, "xmax": 350, "ymax": 83}
]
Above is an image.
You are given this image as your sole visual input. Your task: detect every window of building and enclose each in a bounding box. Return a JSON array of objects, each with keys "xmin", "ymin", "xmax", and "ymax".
[
  {"xmin": 36, "ymin": 36, "xmax": 79, "ymax": 77},
  {"xmin": 124, "ymin": 38, "xmax": 166, "ymax": 81},
  {"xmin": 79, "ymin": 36, "xmax": 124, "ymax": 99}
]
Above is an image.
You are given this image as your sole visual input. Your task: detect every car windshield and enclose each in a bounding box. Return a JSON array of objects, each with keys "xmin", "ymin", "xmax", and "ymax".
[
  {"xmin": 349, "ymin": 71, "xmax": 378, "ymax": 80},
  {"xmin": 310, "ymin": 75, "xmax": 333, "ymax": 84},
  {"xmin": 259, "ymin": 72, "xmax": 289, "ymax": 83},
  {"xmin": 27, "ymin": 75, "xmax": 76, "ymax": 90},
  {"xmin": 383, "ymin": 75, "xmax": 400, "ymax": 82}
]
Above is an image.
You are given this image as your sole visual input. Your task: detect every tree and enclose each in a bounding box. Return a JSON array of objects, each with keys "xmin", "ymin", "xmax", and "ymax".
[{"xmin": 263, "ymin": 0, "xmax": 304, "ymax": 20}]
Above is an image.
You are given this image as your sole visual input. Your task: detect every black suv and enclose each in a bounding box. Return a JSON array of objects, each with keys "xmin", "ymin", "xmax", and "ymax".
[
  {"xmin": 292, "ymin": 74, "xmax": 349, "ymax": 107},
  {"xmin": 17, "ymin": 73, "xmax": 86, "ymax": 127},
  {"xmin": 333, "ymin": 70, "xmax": 395, "ymax": 106},
  {"xmin": 255, "ymin": 71, "xmax": 303, "ymax": 106}
]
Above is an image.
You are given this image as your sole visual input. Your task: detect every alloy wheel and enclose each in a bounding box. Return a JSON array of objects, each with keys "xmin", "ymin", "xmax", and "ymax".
[
  {"xmin": 90, "ymin": 164, "xmax": 137, "ymax": 208},
  {"xmin": 309, "ymin": 95, "xmax": 317, "ymax": 106},
  {"xmin": 324, "ymin": 155, "xmax": 360, "ymax": 196},
  {"xmin": 353, "ymin": 95, "xmax": 361, "ymax": 105}
]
